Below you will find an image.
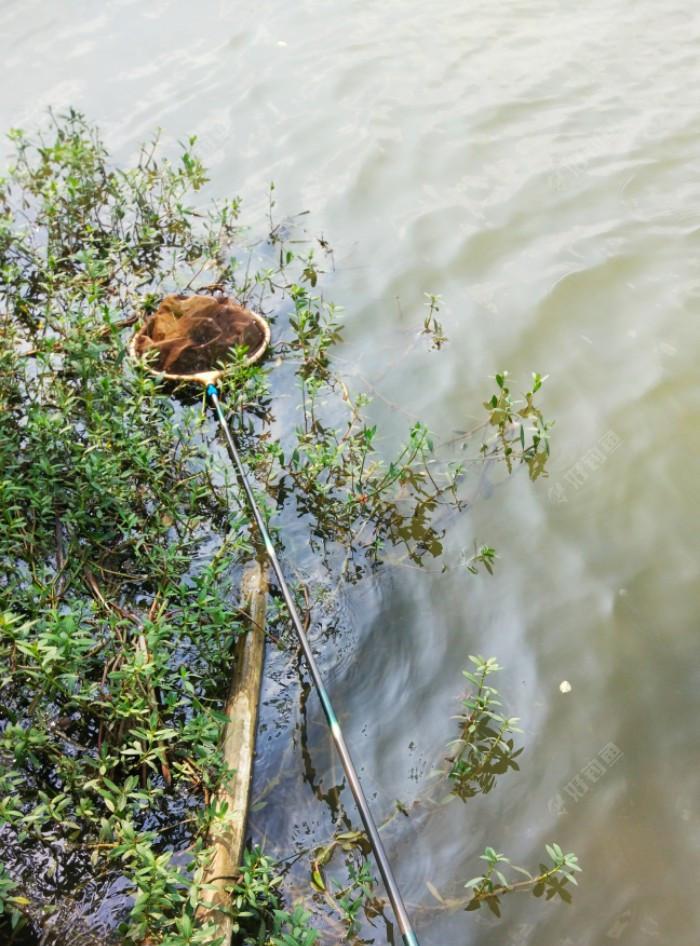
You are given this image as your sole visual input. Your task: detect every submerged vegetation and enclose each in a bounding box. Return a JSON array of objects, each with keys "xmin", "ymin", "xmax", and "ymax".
[{"xmin": 0, "ymin": 110, "xmax": 566, "ymax": 944}]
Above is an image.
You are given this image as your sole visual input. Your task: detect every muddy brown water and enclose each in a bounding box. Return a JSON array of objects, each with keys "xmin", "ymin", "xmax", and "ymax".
[{"xmin": 1, "ymin": 2, "xmax": 700, "ymax": 944}]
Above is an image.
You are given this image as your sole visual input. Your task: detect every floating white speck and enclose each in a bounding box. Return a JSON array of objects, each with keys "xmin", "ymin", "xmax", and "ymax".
[
  {"xmin": 559, "ymin": 680, "xmax": 572, "ymax": 693},
  {"xmin": 277, "ymin": 40, "xmax": 288, "ymax": 47}
]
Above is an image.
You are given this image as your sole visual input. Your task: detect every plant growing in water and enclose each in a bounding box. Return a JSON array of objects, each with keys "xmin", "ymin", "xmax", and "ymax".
[
  {"xmin": 443, "ymin": 659, "xmax": 581, "ymax": 915},
  {"xmin": 465, "ymin": 843, "xmax": 582, "ymax": 916},
  {"xmin": 0, "ymin": 110, "xmax": 556, "ymax": 945},
  {"xmin": 421, "ymin": 292, "xmax": 447, "ymax": 350},
  {"xmin": 447, "ymin": 655, "xmax": 523, "ymax": 799},
  {"xmin": 482, "ymin": 370, "xmax": 552, "ymax": 479}
]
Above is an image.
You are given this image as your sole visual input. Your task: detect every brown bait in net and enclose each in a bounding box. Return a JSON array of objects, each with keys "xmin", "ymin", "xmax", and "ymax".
[{"xmin": 130, "ymin": 294, "xmax": 269, "ymax": 380}]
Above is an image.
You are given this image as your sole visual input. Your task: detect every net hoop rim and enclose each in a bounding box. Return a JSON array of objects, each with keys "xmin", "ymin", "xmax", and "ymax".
[{"xmin": 127, "ymin": 305, "xmax": 271, "ymax": 385}]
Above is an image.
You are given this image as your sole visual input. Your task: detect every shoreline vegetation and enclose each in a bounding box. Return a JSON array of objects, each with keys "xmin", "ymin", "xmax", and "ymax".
[{"xmin": 0, "ymin": 111, "xmax": 572, "ymax": 945}]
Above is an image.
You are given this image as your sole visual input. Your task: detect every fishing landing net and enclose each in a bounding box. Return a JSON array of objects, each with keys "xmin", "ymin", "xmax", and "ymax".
[{"xmin": 128, "ymin": 294, "xmax": 270, "ymax": 384}]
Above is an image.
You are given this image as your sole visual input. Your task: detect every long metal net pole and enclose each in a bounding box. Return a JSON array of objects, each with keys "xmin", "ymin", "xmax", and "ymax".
[{"xmin": 207, "ymin": 384, "xmax": 420, "ymax": 946}]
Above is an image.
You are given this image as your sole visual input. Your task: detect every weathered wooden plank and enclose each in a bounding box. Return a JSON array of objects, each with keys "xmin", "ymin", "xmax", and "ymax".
[{"xmin": 197, "ymin": 558, "xmax": 268, "ymax": 944}]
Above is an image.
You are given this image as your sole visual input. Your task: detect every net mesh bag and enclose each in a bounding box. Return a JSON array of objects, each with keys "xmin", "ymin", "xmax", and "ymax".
[{"xmin": 129, "ymin": 294, "xmax": 270, "ymax": 380}]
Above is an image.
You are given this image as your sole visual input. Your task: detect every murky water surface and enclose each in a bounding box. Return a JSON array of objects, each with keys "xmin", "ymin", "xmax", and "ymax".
[{"xmin": 2, "ymin": 2, "xmax": 700, "ymax": 944}]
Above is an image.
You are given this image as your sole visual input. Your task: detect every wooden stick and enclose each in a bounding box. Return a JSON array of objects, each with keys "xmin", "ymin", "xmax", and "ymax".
[{"xmin": 197, "ymin": 558, "xmax": 268, "ymax": 944}]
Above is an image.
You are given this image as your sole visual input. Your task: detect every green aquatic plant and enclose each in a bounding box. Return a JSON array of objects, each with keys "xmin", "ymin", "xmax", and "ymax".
[
  {"xmin": 0, "ymin": 110, "xmax": 554, "ymax": 945},
  {"xmin": 442, "ymin": 659, "xmax": 580, "ymax": 916},
  {"xmin": 0, "ymin": 866, "xmax": 26, "ymax": 938},
  {"xmin": 421, "ymin": 292, "xmax": 447, "ymax": 350},
  {"xmin": 333, "ymin": 861, "xmax": 377, "ymax": 937},
  {"xmin": 269, "ymin": 906, "xmax": 320, "ymax": 946},
  {"xmin": 482, "ymin": 370, "xmax": 552, "ymax": 480},
  {"xmin": 228, "ymin": 850, "xmax": 319, "ymax": 946},
  {"xmin": 463, "ymin": 545, "xmax": 498, "ymax": 576},
  {"xmin": 447, "ymin": 655, "xmax": 523, "ymax": 800},
  {"xmin": 464, "ymin": 843, "xmax": 582, "ymax": 916},
  {"xmin": 309, "ymin": 830, "xmax": 382, "ymax": 938}
]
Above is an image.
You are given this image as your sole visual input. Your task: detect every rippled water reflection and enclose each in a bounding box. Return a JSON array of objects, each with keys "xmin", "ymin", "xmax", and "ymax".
[{"xmin": 2, "ymin": 1, "xmax": 699, "ymax": 944}]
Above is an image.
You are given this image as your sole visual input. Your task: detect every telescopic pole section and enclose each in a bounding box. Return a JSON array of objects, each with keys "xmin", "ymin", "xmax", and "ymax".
[{"xmin": 207, "ymin": 384, "xmax": 420, "ymax": 946}]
